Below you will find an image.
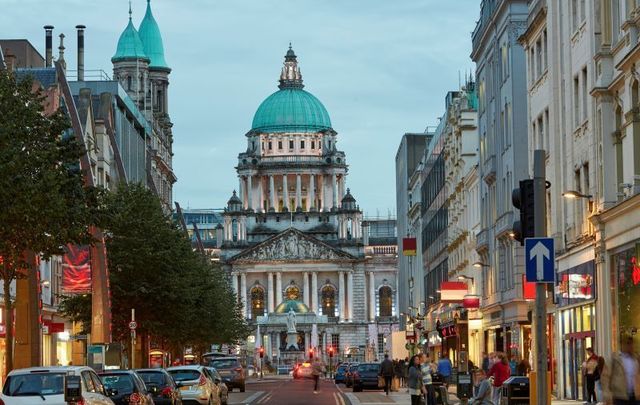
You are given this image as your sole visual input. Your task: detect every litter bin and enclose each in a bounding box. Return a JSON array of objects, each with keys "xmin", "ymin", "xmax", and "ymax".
[
  {"xmin": 501, "ymin": 376, "xmax": 529, "ymax": 405},
  {"xmin": 456, "ymin": 372, "xmax": 473, "ymax": 400}
]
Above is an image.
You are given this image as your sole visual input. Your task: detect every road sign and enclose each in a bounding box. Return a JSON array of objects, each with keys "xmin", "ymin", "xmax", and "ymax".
[
  {"xmin": 525, "ymin": 237, "xmax": 555, "ymax": 283},
  {"xmin": 129, "ymin": 321, "xmax": 137, "ymax": 330}
]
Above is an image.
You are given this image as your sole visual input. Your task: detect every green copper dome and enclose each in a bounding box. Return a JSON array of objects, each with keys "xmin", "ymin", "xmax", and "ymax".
[
  {"xmin": 274, "ymin": 299, "xmax": 310, "ymax": 314},
  {"xmin": 112, "ymin": 18, "xmax": 149, "ymax": 63},
  {"xmin": 251, "ymin": 88, "xmax": 332, "ymax": 133},
  {"xmin": 138, "ymin": 0, "xmax": 169, "ymax": 70}
]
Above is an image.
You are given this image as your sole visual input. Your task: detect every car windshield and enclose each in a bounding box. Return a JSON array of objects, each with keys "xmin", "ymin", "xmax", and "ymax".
[
  {"xmin": 358, "ymin": 364, "xmax": 380, "ymax": 373},
  {"xmin": 101, "ymin": 374, "xmax": 135, "ymax": 395},
  {"xmin": 2, "ymin": 373, "xmax": 65, "ymax": 396},
  {"xmin": 209, "ymin": 359, "xmax": 239, "ymax": 369},
  {"xmin": 137, "ymin": 371, "xmax": 166, "ymax": 387},
  {"xmin": 168, "ymin": 370, "xmax": 201, "ymax": 382}
]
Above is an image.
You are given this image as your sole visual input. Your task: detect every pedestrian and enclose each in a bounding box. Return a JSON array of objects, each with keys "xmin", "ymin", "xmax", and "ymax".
[
  {"xmin": 582, "ymin": 347, "xmax": 599, "ymax": 404},
  {"xmin": 481, "ymin": 352, "xmax": 490, "ymax": 373},
  {"xmin": 516, "ymin": 358, "xmax": 531, "ymax": 376},
  {"xmin": 421, "ymin": 353, "xmax": 437, "ymax": 405},
  {"xmin": 602, "ymin": 336, "xmax": 640, "ymax": 405},
  {"xmin": 596, "ymin": 355, "xmax": 605, "ymax": 403},
  {"xmin": 487, "ymin": 352, "xmax": 510, "ymax": 404},
  {"xmin": 508, "ymin": 355, "xmax": 517, "ymax": 375},
  {"xmin": 437, "ymin": 353, "xmax": 453, "ymax": 387},
  {"xmin": 470, "ymin": 369, "xmax": 494, "ymax": 405},
  {"xmin": 311, "ymin": 357, "xmax": 325, "ymax": 394},
  {"xmin": 395, "ymin": 358, "xmax": 405, "ymax": 388},
  {"xmin": 379, "ymin": 353, "xmax": 394, "ymax": 396},
  {"xmin": 407, "ymin": 355, "xmax": 424, "ymax": 405}
]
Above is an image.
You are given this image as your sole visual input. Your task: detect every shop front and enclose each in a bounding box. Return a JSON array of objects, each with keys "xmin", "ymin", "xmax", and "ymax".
[
  {"xmin": 555, "ymin": 259, "xmax": 596, "ymax": 400},
  {"xmin": 611, "ymin": 243, "xmax": 640, "ymax": 352}
]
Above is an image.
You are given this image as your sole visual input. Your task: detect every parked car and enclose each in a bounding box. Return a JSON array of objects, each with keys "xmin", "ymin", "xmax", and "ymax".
[
  {"xmin": 99, "ymin": 370, "xmax": 154, "ymax": 405},
  {"xmin": 0, "ymin": 366, "xmax": 115, "ymax": 405},
  {"xmin": 205, "ymin": 357, "xmax": 245, "ymax": 392},
  {"xmin": 136, "ymin": 368, "xmax": 183, "ymax": 405},
  {"xmin": 293, "ymin": 362, "xmax": 313, "ymax": 379},
  {"xmin": 334, "ymin": 364, "xmax": 348, "ymax": 384},
  {"xmin": 352, "ymin": 363, "xmax": 382, "ymax": 392},
  {"xmin": 246, "ymin": 365, "xmax": 256, "ymax": 377},
  {"xmin": 167, "ymin": 365, "xmax": 220, "ymax": 405},
  {"xmin": 344, "ymin": 363, "xmax": 360, "ymax": 388},
  {"xmin": 204, "ymin": 367, "xmax": 228, "ymax": 405}
]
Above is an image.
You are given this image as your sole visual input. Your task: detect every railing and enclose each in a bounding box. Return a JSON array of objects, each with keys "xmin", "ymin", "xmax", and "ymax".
[
  {"xmin": 476, "ymin": 229, "xmax": 489, "ymax": 251},
  {"xmin": 482, "ymin": 155, "xmax": 496, "ymax": 184},
  {"xmin": 65, "ymin": 69, "xmax": 112, "ymax": 81},
  {"xmin": 495, "ymin": 211, "xmax": 514, "ymax": 237},
  {"xmin": 365, "ymin": 245, "xmax": 397, "ymax": 256}
]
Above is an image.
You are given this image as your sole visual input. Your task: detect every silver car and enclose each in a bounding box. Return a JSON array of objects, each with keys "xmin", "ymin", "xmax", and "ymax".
[
  {"xmin": 204, "ymin": 367, "xmax": 228, "ymax": 405},
  {"xmin": 167, "ymin": 365, "xmax": 220, "ymax": 405},
  {"xmin": 0, "ymin": 366, "xmax": 115, "ymax": 405}
]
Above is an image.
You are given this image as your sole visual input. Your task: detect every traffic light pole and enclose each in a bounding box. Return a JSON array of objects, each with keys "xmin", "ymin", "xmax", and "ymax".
[{"xmin": 533, "ymin": 150, "xmax": 548, "ymax": 403}]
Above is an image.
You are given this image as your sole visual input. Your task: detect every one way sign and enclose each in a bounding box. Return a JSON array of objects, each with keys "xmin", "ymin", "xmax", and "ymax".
[{"xmin": 525, "ymin": 237, "xmax": 555, "ymax": 283}]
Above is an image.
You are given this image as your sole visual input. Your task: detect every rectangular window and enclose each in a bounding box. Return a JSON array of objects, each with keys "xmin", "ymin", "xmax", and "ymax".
[
  {"xmin": 572, "ymin": 0, "xmax": 579, "ymax": 31},
  {"xmin": 331, "ymin": 334, "xmax": 340, "ymax": 350},
  {"xmin": 582, "ymin": 67, "xmax": 588, "ymax": 122},
  {"xmin": 538, "ymin": 115, "xmax": 544, "ymax": 150},
  {"xmin": 573, "ymin": 75, "xmax": 580, "ymax": 127},
  {"xmin": 544, "ymin": 109, "xmax": 550, "ymax": 151},
  {"xmin": 377, "ymin": 334, "xmax": 385, "ymax": 354},
  {"xmin": 311, "ymin": 141, "xmax": 315, "ymax": 149},
  {"xmin": 268, "ymin": 141, "xmax": 272, "ymax": 150},
  {"xmin": 300, "ymin": 140, "xmax": 305, "ymax": 149},
  {"xmin": 543, "ymin": 29, "xmax": 548, "ymax": 70},
  {"xmin": 289, "ymin": 140, "xmax": 294, "ymax": 149},
  {"xmin": 278, "ymin": 141, "xmax": 283, "ymax": 150},
  {"xmin": 536, "ymin": 38, "xmax": 542, "ymax": 78},
  {"xmin": 575, "ymin": 169, "xmax": 583, "ymax": 234}
]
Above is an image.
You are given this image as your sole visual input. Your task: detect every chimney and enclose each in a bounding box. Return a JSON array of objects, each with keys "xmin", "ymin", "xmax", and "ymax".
[
  {"xmin": 43, "ymin": 25, "xmax": 54, "ymax": 67},
  {"xmin": 75, "ymin": 25, "xmax": 86, "ymax": 81},
  {"xmin": 58, "ymin": 33, "xmax": 66, "ymax": 73}
]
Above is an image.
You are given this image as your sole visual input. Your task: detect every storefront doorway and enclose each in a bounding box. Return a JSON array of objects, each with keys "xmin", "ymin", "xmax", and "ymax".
[{"xmin": 562, "ymin": 331, "xmax": 594, "ymax": 400}]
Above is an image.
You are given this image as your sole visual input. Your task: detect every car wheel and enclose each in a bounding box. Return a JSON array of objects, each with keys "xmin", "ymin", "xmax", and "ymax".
[{"xmin": 240, "ymin": 384, "xmax": 245, "ymax": 393}]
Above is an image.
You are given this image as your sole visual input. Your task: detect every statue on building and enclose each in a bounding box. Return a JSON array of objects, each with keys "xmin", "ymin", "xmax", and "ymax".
[{"xmin": 286, "ymin": 309, "xmax": 297, "ymax": 333}]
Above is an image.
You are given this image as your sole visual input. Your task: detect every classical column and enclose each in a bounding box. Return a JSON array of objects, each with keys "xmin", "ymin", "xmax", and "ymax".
[
  {"xmin": 258, "ymin": 176, "xmax": 265, "ymax": 212},
  {"xmin": 267, "ymin": 272, "xmax": 274, "ymax": 313},
  {"xmin": 282, "ymin": 174, "xmax": 289, "ymax": 211},
  {"xmin": 240, "ymin": 273, "xmax": 247, "ymax": 318},
  {"xmin": 269, "ymin": 175, "xmax": 276, "ymax": 211},
  {"xmin": 247, "ymin": 175, "xmax": 253, "ymax": 211},
  {"xmin": 276, "ymin": 272, "xmax": 282, "ymax": 307},
  {"xmin": 347, "ymin": 272, "xmax": 353, "ymax": 321},
  {"xmin": 309, "ymin": 174, "xmax": 316, "ymax": 211},
  {"xmin": 303, "ymin": 272, "xmax": 310, "ymax": 307},
  {"xmin": 296, "ymin": 174, "xmax": 302, "ymax": 211},
  {"xmin": 368, "ymin": 272, "xmax": 376, "ymax": 322},
  {"xmin": 338, "ymin": 175, "xmax": 345, "ymax": 204},
  {"xmin": 319, "ymin": 175, "xmax": 325, "ymax": 211},
  {"xmin": 338, "ymin": 272, "xmax": 345, "ymax": 322},
  {"xmin": 232, "ymin": 273, "xmax": 238, "ymax": 297},
  {"xmin": 266, "ymin": 334, "xmax": 272, "ymax": 359},
  {"xmin": 239, "ymin": 177, "xmax": 245, "ymax": 207},
  {"xmin": 311, "ymin": 272, "xmax": 318, "ymax": 313},
  {"xmin": 332, "ymin": 173, "xmax": 338, "ymax": 209}
]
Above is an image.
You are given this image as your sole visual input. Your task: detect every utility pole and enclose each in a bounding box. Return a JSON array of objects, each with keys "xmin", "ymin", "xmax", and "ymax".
[
  {"xmin": 533, "ymin": 150, "xmax": 548, "ymax": 403},
  {"xmin": 130, "ymin": 309, "xmax": 136, "ymax": 369}
]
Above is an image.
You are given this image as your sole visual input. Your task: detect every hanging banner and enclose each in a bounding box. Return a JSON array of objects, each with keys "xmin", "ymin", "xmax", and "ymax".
[
  {"xmin": 402, "ymin": 238, "xmax": 417, "ymax": 256},
  {"xmin": 62, "ymin": 245, "xmax": 92, "ymax": 293},
  {"xmin": 439, "ymin": 281, "xmax": 468, "ymax": 302}
]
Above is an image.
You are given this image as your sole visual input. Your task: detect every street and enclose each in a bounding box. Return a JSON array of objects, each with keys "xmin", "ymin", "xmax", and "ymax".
[{"xmin": 228, "ymin": 377, "xmax": 349, "ymax": 405}]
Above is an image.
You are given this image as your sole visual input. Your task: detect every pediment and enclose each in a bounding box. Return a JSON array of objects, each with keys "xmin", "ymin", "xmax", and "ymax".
[{"xmin": 229, "ymin": 228, "xmax": 356, "ymax": 263}]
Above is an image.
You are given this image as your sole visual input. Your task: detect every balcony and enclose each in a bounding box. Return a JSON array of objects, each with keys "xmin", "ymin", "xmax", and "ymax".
[
  {"xmin": 482, "ymin": 155, "xmax": 496, "ymax": 184},
  {"xmin": 476, "ymin": 229, "xmax": 489, "ymax": 252},
  {"xmin": 495, "ymin": 211, "xmax": 514, "ymax": 238}
]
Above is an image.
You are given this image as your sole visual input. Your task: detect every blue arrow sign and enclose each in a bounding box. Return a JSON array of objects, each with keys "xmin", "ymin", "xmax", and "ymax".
[{"xmin": 525, "ymin": 237, "xmax": 555, "ymax": 283}]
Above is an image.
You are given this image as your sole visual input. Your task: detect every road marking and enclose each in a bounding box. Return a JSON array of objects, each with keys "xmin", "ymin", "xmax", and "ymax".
[
  {"xmin": 256, "ymin": 391, "xmax": 272, "ymax": 404},
  {"xmin": 233, "ymin": 391, "xmax": 264, "ymax": 404},
  {"xmin": 334, "ymin": 391, "xmax": 347, "ymax": 405}
]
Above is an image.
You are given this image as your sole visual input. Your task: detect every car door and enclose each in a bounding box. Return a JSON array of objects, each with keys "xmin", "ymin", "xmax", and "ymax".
[
  {"xmin": 82, "ymin": 370, "xmax": 110, "ymax": 405},
  {"xmin": 89, "ymin": 371, "xmax": 114, "ymax": 405},
  {"xmin": 132, "ymin": 373, "xmax": 152, "ymax": 404},
  {"xmin": 203, "ymin": 368, "xmax": 219, "ymax": 403}
]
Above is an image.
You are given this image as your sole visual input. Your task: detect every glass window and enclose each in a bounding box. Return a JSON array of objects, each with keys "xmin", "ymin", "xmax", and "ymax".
[
  {"xmin": 321, "ymin": 285, "xmax": 336, "ymax": 316},
  {"xmin": 100, "ymin": 374, "xmax": 135, "ymax": 395},
  {"xmin": 300, "ymin": 141, "xmax": 305, "ymax": 149},
  {"xmin": 251, "ymin": 287, "xmax": 265, "ymax": 319},
  {"xmin": 2, "ymin": 373, "xmax": 64, "ymax": 396},
  {"xmin": 278, "ymin": 141, "xmax": 283, "ymax": 150},
  {"xmin": 379, "ymin": 286, "xmax": 393, "ymax": 317},
  {"xmin": 289, "ymin": 140, "xmax": 294, "ymax": 149},
  {"xmin": 82, "ymin": 371, "xmax": 96, "ymax": 393}
]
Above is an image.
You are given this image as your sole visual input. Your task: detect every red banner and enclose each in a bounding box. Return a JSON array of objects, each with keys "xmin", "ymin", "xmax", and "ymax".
[
  {"xmin": 440, "ymin": 281, "xmax": 468, "ymax": 302},
  {"xmin": 402, "ymin": 238, "xmax": 417, "ymax": 256},
  {"xmin": 62, "ymin": 245, "xmax": 91, "ymax": 293},
  {"xmin": 523, "ymin": 275, "xmax": 536, "ymax": 300}
]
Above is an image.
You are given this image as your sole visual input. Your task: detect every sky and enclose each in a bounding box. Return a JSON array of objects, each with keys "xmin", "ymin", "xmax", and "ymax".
[{"xmin": 1, "ymin": 0, "xmax": 479, "ymax": 216}]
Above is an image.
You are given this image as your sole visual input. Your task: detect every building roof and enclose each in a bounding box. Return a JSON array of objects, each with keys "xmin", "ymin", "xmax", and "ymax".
[
  {"xmin": 274, "ymin": 299, "xmax": 310, "ymax": 314},
  {"xmin": 250, "ymin": 47, "xmax": 331, "ymax": 133},
  {"xmin": 112, "ymin": 17, "xmax": 149, "ymax": 63},
  {"xmin": 138, "ymin": 0, "xmax": 169, "ymax": 70},
  {"xmin": 15, "ymin": 67, "xmax": 56, "ymax": 88}
]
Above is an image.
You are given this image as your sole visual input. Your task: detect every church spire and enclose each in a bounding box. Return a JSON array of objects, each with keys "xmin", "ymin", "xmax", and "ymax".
[{"xmin": 279, "ymin": 44, "xmax": 304, "ymax": 89}]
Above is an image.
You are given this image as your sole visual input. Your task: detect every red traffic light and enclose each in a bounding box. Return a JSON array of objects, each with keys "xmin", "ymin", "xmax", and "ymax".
[
  {"xmin": 328, "ymin": 347, "xmax": 334, "ymax": 357},
  {"xmin": 259, "ymin": 347, "xmax": 265, "ymax": 358}
]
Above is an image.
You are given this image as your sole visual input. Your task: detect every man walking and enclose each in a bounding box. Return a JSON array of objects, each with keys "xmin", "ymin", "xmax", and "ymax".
[
  {"xmin": 582, "ymin": 347, "xmax": 599, "ymax": 404},
  {"xmin": 437, "ymin": 353, "xmax": 453, "ymax": 387},
  {"xmin": 380, "ymin": 354, "xmax": 394, "ymax": 396},
  {"xmin": 602, "ymin": 336, "xmax": 640, "ymax": 405},
  {"xmin": 311, "ymin": 357, "xmax": 325, "ymax": 394}
]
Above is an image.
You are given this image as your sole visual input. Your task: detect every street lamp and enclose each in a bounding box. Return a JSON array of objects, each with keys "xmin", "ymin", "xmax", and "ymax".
[
  {"xmin": 457, "ymin": 275, "xmax": 475, "ymax": 284},
  {"xmin": 562, "ymin": 190, "xmax": 593, "ymax": 199},
  {"xmin": 472, "ymin": 261, "xmax": 489, "ymax": 268}
]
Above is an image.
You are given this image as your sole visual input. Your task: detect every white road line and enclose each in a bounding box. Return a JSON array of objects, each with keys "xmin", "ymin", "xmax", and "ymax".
[
  {"xmin": 257, "ymin": 392, "xmax": 272, "ymax": 404},
  {"xmin": 337, "ymin": 391, "xmax": 347, "ymax": 405},
  {"xmin": 234, "ymin": 390, "xmax": 264, "ymax": 404}
]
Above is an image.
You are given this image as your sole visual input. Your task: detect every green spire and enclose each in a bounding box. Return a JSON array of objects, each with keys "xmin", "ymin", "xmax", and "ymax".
[
  {"xmin": 112, "ymin": 6, "xmax": 149, "ymax": 63},
  {"xmin": 138, "ymin": 0, "xmax": 170, "ymax": 70}
]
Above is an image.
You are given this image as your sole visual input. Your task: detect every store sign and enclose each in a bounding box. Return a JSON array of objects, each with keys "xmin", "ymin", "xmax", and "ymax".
[
  {"xmin": 555, "ymin": 260, "xmax": 595, "ymax": 306},
  {"xmin": 402, "ymin": 238, "xmax": 417, "ymax": 256},
  {"xmin": 62, "ymin": 245, "xmax": 92, "ymax": 294},
  {"xmin": 440, "ymin": 281, "xmax": 468, "ymax": 302},
  {"xmin": 631, "ymin": 256, "xmax": 640, "ymax": 285},
  {"xmin": 462, "ymin": 295, "xmax": 480, "ymax": 309}
]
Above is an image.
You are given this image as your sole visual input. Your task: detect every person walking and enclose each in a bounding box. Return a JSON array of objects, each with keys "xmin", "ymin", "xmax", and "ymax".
[
  {"xmin": 582, "ymin": 347, "xmax": 599, "ymax": 404},
  {"xmin": 380, "ymin": 354, "xmax": 394, "ymax": 396},
  {"xmin": 481, "ymin": 352, "xmax": 490, "ymax": 373},
  {"xmin": 407, "ymin": 355, "xmax": 424, "ymax": 405},
  {"xmin": 487, "ymin": 352, "xmax": 510, "ymax": 404},
  {"xmin": 602, "ymin": 336, "xmax": 640, "ymax": 405},
  {"xmin": 437, "ymin": 353, "xmax": 453, "ymax": 387},
  {"xmin": 311, "ymin": 357, "xmax": 325, "ymax": 394},
  {"xmin": 470, "ymin": 369, "xmax": 495, "ymax": 405},
  {"xmin": 421, "ymin": 353, "xmax": 437, "ymax": 405},
  {"xmin": 395, "ymin": 358, "xmax": 405, "ymax": 388}
]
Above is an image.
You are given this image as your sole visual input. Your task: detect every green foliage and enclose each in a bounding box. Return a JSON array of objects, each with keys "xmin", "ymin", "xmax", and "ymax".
[
  {"xmin": 57, "ymin": 294, "xmax": 92, "ymax": 335},
  {"xmin": 101, "ymin": 183, "xmax": 248, "ymax": 348}
]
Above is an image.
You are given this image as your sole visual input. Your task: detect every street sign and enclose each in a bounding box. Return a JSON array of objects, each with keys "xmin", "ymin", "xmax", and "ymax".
[
  {"xmin": 129, "ymin": 321, "xmax": 137, "ymax": 330},
  {"xmin": 525, "ymin": 237, "xmax": 555, "ymax": 283}
]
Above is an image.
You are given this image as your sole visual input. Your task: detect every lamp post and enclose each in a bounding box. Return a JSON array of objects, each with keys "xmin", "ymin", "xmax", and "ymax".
[{"xmin": 472, "ymin": 261, "xmax": 489, "ymax": 269}]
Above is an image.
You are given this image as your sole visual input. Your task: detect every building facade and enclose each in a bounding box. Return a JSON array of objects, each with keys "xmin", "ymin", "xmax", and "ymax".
[
  {"xmin": 471, "ymin": 0, "xmax": 531, "ymax": 362},
  {"xmin": 220, "ymin": 48, "xmax": 399, "ymax": 364}
]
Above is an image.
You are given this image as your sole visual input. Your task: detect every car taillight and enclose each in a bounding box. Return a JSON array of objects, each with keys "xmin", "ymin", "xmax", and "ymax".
[
  {"xmin": 199, "ymin": 374, "xmax": 208, "ymax": 386},
  {"xmin": 128, "ymin": 392, "xmax": 142, "ymax": 404},
  {"xmin": 161, "ymin": 386, "xmax": 173, "ymax": 397},
  {"xmin": 72, "ymin": 399, "xmax": 85, "ymax": 405}
]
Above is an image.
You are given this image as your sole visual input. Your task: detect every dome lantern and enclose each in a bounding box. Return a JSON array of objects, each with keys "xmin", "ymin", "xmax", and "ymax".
[{"xmin": 226, "ymin": 190, "xmax": 243, "ymax": 212}]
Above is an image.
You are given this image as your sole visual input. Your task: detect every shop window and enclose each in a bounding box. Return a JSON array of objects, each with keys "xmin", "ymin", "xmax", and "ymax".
[{"xmin": 251, "ymin": 286, "xmax": 265, "ymax": 319}]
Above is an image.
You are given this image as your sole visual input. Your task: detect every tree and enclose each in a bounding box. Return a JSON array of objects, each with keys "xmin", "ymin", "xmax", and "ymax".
[{"xmin": 0, "ymin": 71, "xmax": 99, "ymax": 372}]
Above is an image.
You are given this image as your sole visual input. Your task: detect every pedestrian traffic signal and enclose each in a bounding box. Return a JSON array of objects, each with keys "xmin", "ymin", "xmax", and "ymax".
[
  {"xmin": 259, "ymin": 347, "xmax": 264, "ymax": 358},
  {"xmin": 328, "ymin": 347, "xmax": 334, "ymax": 358},
  {"xmin": 512, "ymin": 179, "xmax": 535, "ymax": 245}
]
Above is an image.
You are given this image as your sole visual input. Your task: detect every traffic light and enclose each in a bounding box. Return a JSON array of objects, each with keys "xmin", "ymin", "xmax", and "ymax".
[
  {"xmin": 512, "ymin": 179, "xmax": 535, "ymax": 245},
  {"xmin": 328, "ymin": 347, "xmax": 334, "ymax": 358},
  {"xmin": 259, "ymin": 347, "xmax": 264, "ymax": 358},
  {"xmin": 309, "ymin": 349, "xmax": 314, "ymax": 360}
]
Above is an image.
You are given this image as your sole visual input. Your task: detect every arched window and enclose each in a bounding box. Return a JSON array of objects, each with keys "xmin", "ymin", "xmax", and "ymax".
[
  {"xmin": 127, "ymin": 76, "xmax": 132, "ymax": 91},
  {"xmin": 285, "ymin": 285, "xmax": 300, "ymax": 300},
  {"xmin": 378, "ymin": 286, "xmax": 393, "ymax": 317},
  {"xmin": 321, "ymin": 285, "xmax": 337, "ymax": 317},
  {"xmin": 251, "ymin": 286, "xmax": 265, "ymax": 319}
]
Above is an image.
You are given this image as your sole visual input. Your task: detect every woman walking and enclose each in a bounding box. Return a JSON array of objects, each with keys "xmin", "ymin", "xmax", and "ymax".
[
  {"xmin": 487, "ymin": 352, "xmax": 511, "ymax": 404},
  {"xmin": 407, "ymin": 355, "xmax": 424, "ymax": 405}
]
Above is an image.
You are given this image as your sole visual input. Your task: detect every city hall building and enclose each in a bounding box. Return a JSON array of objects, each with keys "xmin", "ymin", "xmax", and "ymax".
[{"xmin": 218, "ymin": 47, "xmax": 399, "ymax": 364}]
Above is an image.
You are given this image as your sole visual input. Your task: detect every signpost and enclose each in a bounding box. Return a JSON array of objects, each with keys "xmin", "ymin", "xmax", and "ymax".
[
  {"xmin": 525, "ymin": 237, "xmax": 554, "ymax": 283},
  {"xmin": 130, "ymin": 309, "xmax": 136, "ymax": 369}
]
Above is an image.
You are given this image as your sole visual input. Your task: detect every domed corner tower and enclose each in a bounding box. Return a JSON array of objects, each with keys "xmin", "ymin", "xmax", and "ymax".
[{"xmin": 235, "ymin": 45, "xmax": 350, "ymax": 217}]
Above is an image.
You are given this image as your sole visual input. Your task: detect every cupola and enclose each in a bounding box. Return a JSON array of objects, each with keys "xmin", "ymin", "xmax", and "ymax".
[
  {"xmin": 138, "ymin": 0, "xmax": 170, "ymax": 70},
  {"xmin": 226, "ymin": 190, "xmax": 243, "ymax": 212}
]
